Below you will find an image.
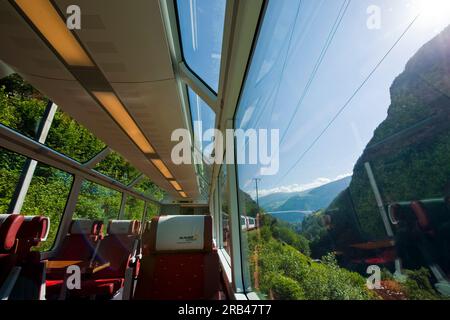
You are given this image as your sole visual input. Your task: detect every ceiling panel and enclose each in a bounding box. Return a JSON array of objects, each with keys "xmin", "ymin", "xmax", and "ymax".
[
  {"xmin": 0, "ymin": 0, "xmax": 200, "ymax": 199},
  {"xmin": 54, "ymin": 0, "xmax": 175, "ymax": 83}
]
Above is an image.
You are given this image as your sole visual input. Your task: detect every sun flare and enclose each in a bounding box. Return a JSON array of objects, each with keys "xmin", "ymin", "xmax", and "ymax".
[{"xmin": 412, "ymin": 0, "xmax": 450, "ymax": 25}]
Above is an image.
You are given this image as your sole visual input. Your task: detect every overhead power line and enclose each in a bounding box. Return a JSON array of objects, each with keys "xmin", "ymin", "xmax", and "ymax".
[{"xmin": 275, "ymin": 13, "xmax": 421, "ymax": 186}]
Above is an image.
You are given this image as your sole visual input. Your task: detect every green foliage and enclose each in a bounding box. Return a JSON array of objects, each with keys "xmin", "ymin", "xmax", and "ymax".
[
  {"xmin": 238, "ymin": 189, "xmax": 260, "ymax": 217},
  {"xmin": 46, "ymin": 111, "xmax": 106, "ymax": 163},
  {"xmin": 21, "ymin": 165, "xmax": 73, "ymax": 251},
  {"xmin": 0, "ymin": 85, "xmax": 46, "ymax": 139},
  {"xmin": 94, "ymin": 151, "xmax": 140, "ymax": 185},
  {"xmin": 134, "ymin": 177, "xmax": 165, "ymax": 202},
  {"xmin": 0, "ymin": 149, "xmax": 26, "ymax": 214},
  {"xmin": 251, "ymin": 235, "xmax": 374, "ymax": 300},
  {"xmin": 271, "ymin": 221, "xmax": 310, "ymax": 256},
  {"xmin": 264, "ymin": 273, "xmax": 305, "ymax": 300},
  {"xmin": 74, "ymin": 180, "xmax": 122, "ymax": 225},
  {"xmin": 124, "ymin": 196, "xmax": 145, "ymax": 221},
  {"xmin": 402, "ymin": 268, "xmax": 441, "ymax": 300}
]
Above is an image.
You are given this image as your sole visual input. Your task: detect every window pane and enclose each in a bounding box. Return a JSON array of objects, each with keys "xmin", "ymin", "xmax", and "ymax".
[
  {"xmin": 45, "ymin": 110, "xmax": 106, "ymax": 163},
  {"xmin": 134, "ymin": 176, "xmax": 166, "ymax": 202},
  {"xmin": 124, "ymin": 196, "xmax": 145, "ymax": 222},
  {"xmin": 219, "ymin": 164, "xmax": 231, "ymax": 257},
  {"xmin": 0, "ymin": 147, "xmax": 27, "ymax": 213},
  {"xmin": 21, "ymin": 163, "xmax": 74, "ymax": 252},
  {"xmin": 188, "ymin": 87, "xmax": 215, "ymax": 191},
  {"xmin": 73, "ymin": 180, "xmax": 122, "ymax": 235},
  {"xmin": 176, "ymin": 0, "xmax": 226, "ymax": 92},
  {"xmin": 146, "ymin": 202, "xmax": 160, "ymax": 220},
  {"xmin": 188, "ymin": 87, "xmax": 216, "ymax": 158},
  {"xmin": 236, "ymin": 0, "xmax": 450, "ymax": 300},
  {"xmin": 94, "ymin": 151, "xmax": 141, "ymax": 185},
  {"xmin": 0, "ymin": 74, "xmax": 106, "ymax": 163},
  {"xmin": 0, "ymin": 74, "xmax": 47, "ymax": 140}
]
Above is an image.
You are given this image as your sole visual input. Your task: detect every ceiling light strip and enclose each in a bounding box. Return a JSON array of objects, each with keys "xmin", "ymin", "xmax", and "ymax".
[
  {"xmin": 92, "ymin": 92, "xmax": 155, "ymax": 154},
  {"xmin": 14, "ymin": 0, "xmax": 94, "ymax": 67}
]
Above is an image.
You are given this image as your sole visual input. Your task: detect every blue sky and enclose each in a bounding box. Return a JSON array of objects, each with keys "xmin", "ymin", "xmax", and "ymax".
[{"xmin": 178, "ymin": 0, "xmax": 450, "ymax": 198}]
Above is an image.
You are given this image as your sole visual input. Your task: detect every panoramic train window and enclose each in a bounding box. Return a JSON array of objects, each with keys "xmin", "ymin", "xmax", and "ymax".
[
  {"xmin": 0, "ymin": 146, "xmax": 73, "ymax": 252},
  {"xmin": 20, "ymin": 162, "xmax": 73, "ymax": 252},
  {"xmin": 45, "ymin": 110, "xmax": 106, "ymax": 163},
  {"xmin": 94, "ymin": 151, "xmax": 141, "ymax": 185},
  {"xmin": 235, "ymin": 0, "xmax": 450, "ymax": 300},
  {"xmin": 123, "ymin": 195, "xmax": 145, "ymax": 222},
  {"xmin": 219, "ymin": 164, "xmax": 231, "ymax": 258},
  {"xmin": 73, "ymin": 180, "xmax": 121, "ymax": 233},
  {"xmin": 176, "ymin": 0, "xmax": 226, "ymax": 92},
  {"xmin": 0, "ymin": 74, "xmax": 106, "ymax": 163}
]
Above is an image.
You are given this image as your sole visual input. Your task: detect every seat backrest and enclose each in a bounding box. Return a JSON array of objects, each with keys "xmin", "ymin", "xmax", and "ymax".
[
  {"xmin": 93, "ymin": 220, "xmax": 140, "ymax": 278},
  {"xmin": 54, "ymin": 219, "xmax": 103, "ymax": 261},
  {"xmin": 134, "ymin": 215, "xmax": 219, "ymax": 300},
  {"xmin": 141, "ymin": 220, "xmax": 153, "ymax": 256},
  {"xmin": 9, "ymin": 216, "xmax": 50, "ymax": 300},
  {"xmin": 0, "ymin": 214, "xmax": 24, "ymax": 254},
  {"xmin": 0, "ymin": 214, "xmax": 24, "ymax": 286},
  {"xmin": 16, "ymin": 216, "xmax": 50, "ymax": 262}
]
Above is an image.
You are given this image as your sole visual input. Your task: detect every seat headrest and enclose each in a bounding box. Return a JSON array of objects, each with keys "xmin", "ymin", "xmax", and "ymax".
[
  {"xmin": 69, "ymin": 219, "xmax": 103, "ymax": 235},
  {"xmin": 107, "ymin": 220, "xmax": 140, "ymax": 235},
  {"xmin": 148, "ymin": 215, "xmax": 212, "ymax": 253},
  {"xmin": 0, "ymin": 214, "xmax": 24, "ymax": 252},
  {"xmin": 18, "ymin": 216, "xmax": 50, "ymax": 242}
]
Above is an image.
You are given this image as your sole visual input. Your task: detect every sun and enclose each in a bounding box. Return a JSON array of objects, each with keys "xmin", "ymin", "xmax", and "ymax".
[{"xmin": 411, "ymin": 0, "xmax": 450, "ymax": 26}]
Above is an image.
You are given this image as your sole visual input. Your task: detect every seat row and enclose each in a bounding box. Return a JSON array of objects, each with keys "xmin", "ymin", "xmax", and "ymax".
[
  {"xmin": 0, "ymin": 214, "xmax": 49, "ymax": 299},
  {"xmin": 1, "ymin": 214, "xmax": 226, "ymax": 300}
]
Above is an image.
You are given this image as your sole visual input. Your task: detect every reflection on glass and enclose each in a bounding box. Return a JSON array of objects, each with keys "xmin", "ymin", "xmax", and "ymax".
[
  {"xmin": 74, "ymin": 180, "xmax": 122, "ymax": 235},
  {"xmin": 235, "ymin": 0, "xmax": 450, "ymax": 300},
  {"xmin": 219, "ymin": 164, "xmax": 232, "ymax": 257},
  {"xmin": 176, "ymin": 0, "xmax": 226, "ymax": 92}
]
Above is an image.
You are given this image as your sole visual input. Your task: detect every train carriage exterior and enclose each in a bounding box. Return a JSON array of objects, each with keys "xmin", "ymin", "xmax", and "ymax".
[{"xmin": 0, "ymin": 0, "xmax": 450, "ymax": 304}]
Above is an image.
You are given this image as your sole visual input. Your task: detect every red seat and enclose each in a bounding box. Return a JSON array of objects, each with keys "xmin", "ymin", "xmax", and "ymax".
[
  {"xmin": 79, "ymin": 220, "xmax": 141, "ymax": 298},
  {"xmin": 45, "ymin": 219, "xmax": 103, "ymax": 298},
  {"xmin": 0, "ymin": 214, "xmax": 24, "ymax": 297},
  {"xmin": 9, "ymin": 216, "xmax": 50, "ymax": 300},
  {"xmin": 133, "ymin": 215, "xmax": 221, "ymax": 300}
]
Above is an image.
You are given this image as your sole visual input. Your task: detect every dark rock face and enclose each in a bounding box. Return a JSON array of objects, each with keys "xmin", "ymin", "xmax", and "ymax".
[{"xmin": 327, "ymin": 25, "xmax": 450, "ymax": 243}]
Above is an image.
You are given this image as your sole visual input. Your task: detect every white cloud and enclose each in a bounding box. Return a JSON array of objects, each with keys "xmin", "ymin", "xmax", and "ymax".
[{"xmin": 253, "ymin": 173, "xmax": 352, "ymax": 198}]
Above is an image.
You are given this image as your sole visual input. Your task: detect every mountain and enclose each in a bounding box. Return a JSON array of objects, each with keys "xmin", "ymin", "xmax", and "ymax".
[
  {"xmin": 259, "ymin": 192, "xmax": 299, "ymax": 212},
  {"xmin": 278, "ymin": 176, "xmax": 352, "ymax": 212},
  {"xmin": 325, "ymin": 25, "xmax": 450, "ymax": 243},
  {"xmin": 269, "ymin": 211, "xmax": 311, "ymax": 224},
  {"xmin": 260, "ymin": 176, "xmax": 351, "ymax": 213}
]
